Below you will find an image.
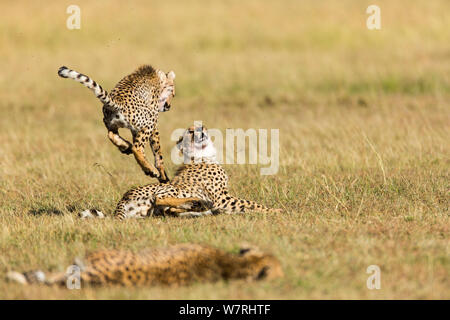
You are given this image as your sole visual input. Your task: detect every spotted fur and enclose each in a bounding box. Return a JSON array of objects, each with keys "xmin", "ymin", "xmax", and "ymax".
[
  {"xmin": 102, "ymin": 125, "xmax": 281, "ymax": 219},
  {"xmin": 6, "ymin": 244, "xmax": 283, "ymax": 287},
  {"xmin": 58, "ymin": 65, "xmax": 176, "ymax": 182}
]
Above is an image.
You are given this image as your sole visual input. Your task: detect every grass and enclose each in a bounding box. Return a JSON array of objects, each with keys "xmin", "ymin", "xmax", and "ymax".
[{"xmin": 0, "ymin": 0, "xmax": 448, "ymax": 299}]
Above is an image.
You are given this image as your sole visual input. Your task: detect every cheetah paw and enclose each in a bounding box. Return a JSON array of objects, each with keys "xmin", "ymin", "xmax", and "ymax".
[
  {"xmin": 143, "ymin": 168, "xmax": 161, "ymax": 179},
  {"xmin": 79, "ymin": 209, "xmax": 105, "ymax": 219}
]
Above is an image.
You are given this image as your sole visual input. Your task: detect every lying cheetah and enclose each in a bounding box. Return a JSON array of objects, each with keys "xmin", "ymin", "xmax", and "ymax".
[
  {"xmin": 58, "ymin": 65, "xmax": 175, "ymax": 182},
  {"xmin": 6, "ymin": 244, "xmax": 283, "ymax": 287},
  {"xmin": 81, "ymin": 125, "xmax": 281, "ymax": 220}
]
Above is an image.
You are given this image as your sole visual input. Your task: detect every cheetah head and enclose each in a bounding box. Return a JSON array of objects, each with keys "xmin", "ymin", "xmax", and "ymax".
[
  {"xmin": 157, "ymin": 70, "xmax": 176, "ymax": 112},
  {"xmin": 239, "ymin": 245, "xmax": 284, "ymax": 281},
  {"xmin": 176, "ymin": 125, "xmax": 217, "ymax": 163}
]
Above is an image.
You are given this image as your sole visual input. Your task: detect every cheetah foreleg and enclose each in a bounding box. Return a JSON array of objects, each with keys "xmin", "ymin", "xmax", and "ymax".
[
  {"xmin": 131, "ymin": 128, "xmax": 160, "ymax": 179},
  {"xmin": 149, "ymin": 128, "xmax": 169, "ymax": 183},
  {"xmin": 132, "ymin": 146, "xmax": 160, "ymax": 178}
]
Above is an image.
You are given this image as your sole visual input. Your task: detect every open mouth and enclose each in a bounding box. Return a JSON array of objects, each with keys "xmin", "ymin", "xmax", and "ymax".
[
  {"xmin": 193, "ymin": 143, "xmax": 207, "ymax": 150},
  {"xmin": 164, "ymin": 102, "xmax": 170, "ymax": 110}
]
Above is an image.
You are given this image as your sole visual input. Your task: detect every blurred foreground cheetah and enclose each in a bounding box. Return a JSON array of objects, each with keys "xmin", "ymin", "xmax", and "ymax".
[
  {"xmin": 7, "ymin": 244, "xmax": 283, "ymax": 287},
  {"xmin": 58, "ymin": 65, "xmax": 175, "ymax": 182},
  {"xmin": 81, "ymin": 125, "xmax": 281, "ymax": 220}
]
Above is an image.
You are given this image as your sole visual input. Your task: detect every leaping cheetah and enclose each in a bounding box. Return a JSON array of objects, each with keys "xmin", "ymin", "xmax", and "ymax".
[
  {"xmin": 7, "ymin": 244, "xmax": 283, "ymax": 287},
  {"xmin": 81, "ymin": 125, "xmax": 282, "ymax": 220},
  {"xmin": 58, "ymin": 65, "xmax": 175, "ymax": 182}
]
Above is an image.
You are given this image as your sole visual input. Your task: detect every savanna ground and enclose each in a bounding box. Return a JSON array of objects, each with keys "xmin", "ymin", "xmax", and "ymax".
[{"xmin": 0, "ymin": 0, "xmax": 448, "ymax": 299}]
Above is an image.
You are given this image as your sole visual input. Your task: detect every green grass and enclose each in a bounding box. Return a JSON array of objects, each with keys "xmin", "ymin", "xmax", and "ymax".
[{"xmin": 0, "ymin": 0, "xmax": 449, "ymax": 299}]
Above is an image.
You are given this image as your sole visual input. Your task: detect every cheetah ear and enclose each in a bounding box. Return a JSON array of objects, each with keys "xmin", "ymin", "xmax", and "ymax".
[
  {"xmin": 157, "ymin": 70, "xmax": 167, "ymax": 81},
  {"xmin": 167, "ymin": 71, "xmax": 176, "ymax": 80}
]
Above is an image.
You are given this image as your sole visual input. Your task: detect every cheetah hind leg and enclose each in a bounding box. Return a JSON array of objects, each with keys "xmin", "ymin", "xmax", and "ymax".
[
  {"xmin": 155, "ymin": 197, "xmax": 215, "ymax": 217},
  {"xmin": 108, "ymin": 130, "xmax": 133, "ymax": 155},
  {"xmin": 174, "ymin": 209, "xmax": 218, "ymax": 217}
]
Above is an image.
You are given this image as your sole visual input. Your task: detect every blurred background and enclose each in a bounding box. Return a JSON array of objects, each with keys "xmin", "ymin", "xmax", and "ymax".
[{"xmin": 1, "ymin": 0, "xmax": 448, "ymax": 168}]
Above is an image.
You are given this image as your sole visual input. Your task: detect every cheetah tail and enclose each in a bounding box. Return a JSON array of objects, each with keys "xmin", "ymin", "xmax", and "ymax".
[
  {"xmin": 57, "ymin": 66, "xmax": 113, "ymax": 106},
  {"xmin": 217, "ymin": 194, "xmax": 281, "ymax": 214},
  {"xmin": 6, "ymin": 269, "xmax": 97, "ymax": 288}
]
